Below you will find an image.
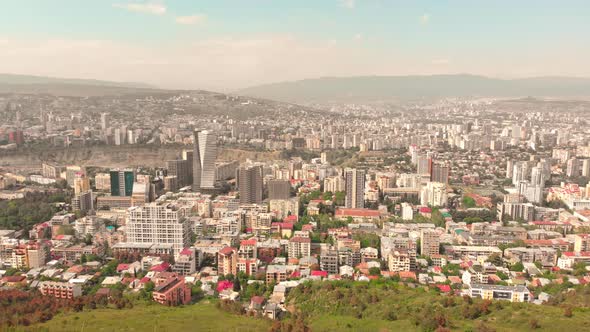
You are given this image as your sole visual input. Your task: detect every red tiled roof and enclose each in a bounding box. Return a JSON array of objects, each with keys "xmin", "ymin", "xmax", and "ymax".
[
  {"xmin": 563, "ymin": 251, "xmax": 590, "ymax": 257},
  {"xmin": 436, "ymin": 284, "xmax": 451, "ymax": 293},
  {"xmin": 217, "ymin": 280, "xmax": 234, "ymax": 292},
  {"xmin": 116, "ymin": 263, "xmax": 130, "ymax": 272},
  {"xmin": 290, "ymin": 237, "xmax": 311, "ymax": 243},
  {"xmin": 448, "ymin": 276, "xmax": 462, "ymax": 284},
  {"xmin": 219, "ymin": 246, "xmax": 237, "ymax": 255},
  {"xmin": 398, "ymin": 271, "xmax": 417, "ymax": 280},
  {"xmin": 335, "ymin": 208, "xmax": 380, "ymax": 217},
  {"xmin": 2, "ymin": 275, "xmax": 26, "ymax": 283},
  {"xmin": 251, "ymin": 296, "xmax": 265, "ymax": 304},
  {"xmin": 284, "ymin": 215, "xmax": 298, "ymax": 222},
  {"xmin": 149, "ymin": 262, "xmax": 170, "ymax": 272},
  {"xmin": 180, "ymin": 248, "xmax": 193, "ymax": 256},
  {"xmin": 311, "ymin": 270, "xmax": 328, "ymax": 277},
  {"xmin": 532, "ymin": 221, "xmax": 558, "ymax": 225},
  {"xmin": 240, "ymin": 239, "xmax": 257, "ymax": 246}
]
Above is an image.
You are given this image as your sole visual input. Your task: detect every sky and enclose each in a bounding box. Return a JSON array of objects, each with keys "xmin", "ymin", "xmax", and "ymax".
[{"xmin": 0, "ymin": 0, "xmax": 589, "ymax": 91}]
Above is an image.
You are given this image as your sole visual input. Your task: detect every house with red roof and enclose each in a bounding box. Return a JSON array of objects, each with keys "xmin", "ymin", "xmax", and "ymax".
[
  {"xmin": 217, "ymin": 280, "xmax": 234, "ymax": 293},
  {"xmin": 249, "ymin": 296, "xmax": 266, "ymax": 311},
  {"xmin": 436, "ymin": 284, "xmax": 452, "ymax": 293},
  {"xmin": 419, "ymin": 207, "xmax": 432, "ymax": 218},
  {"xmin": 397, "ymin": 271, "xmax": 417, "ymax": 280},
  {"xmin": 311, "ymin": 270, "xmax": 328, "ymax": 278},
  {"xmin": 302, "ymin": 224, "xmax": 314, "ymax": 232},
  {"xmin": 271, "ymin": 222, "xmax": 294, "ymax": 238}
]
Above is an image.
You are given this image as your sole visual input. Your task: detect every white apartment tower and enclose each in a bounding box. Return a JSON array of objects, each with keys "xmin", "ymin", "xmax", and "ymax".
[
  {"xmin": 126, "ymin": 202, "xmax": 191, "ymax": 254},
  {"xmin": 420, "ymin": 182, "xmax": 448, "ymax": 207}
]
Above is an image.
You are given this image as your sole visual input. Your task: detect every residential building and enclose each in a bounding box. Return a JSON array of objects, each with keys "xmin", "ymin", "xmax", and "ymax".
[
  {"xmin": 320, "ymin": 248, "xmax": 339, "ymax": 274},
  {"xmin": 574, "ymin": 234, "xmax": 590, "ymax": 253},
  {"xmin": 39, "ymin": 281, "xmax": 82, "ymax": 299},
  {"xmin": 167, "ymin": 158, "xmax": 191, "ymax": 188},
  {"xmin": 268, "ymin": 180, "xmax": 291, "ymax": 200},
  {"xmin": 110, "ymin": 169, "xmax": 134, "ymax": 196},
  {"xmin": 266, "ymin": 265, "xmax": 287, "ymax": 284},
  {"xmin": 345, "ymin": 168, "xmax": 365, "ymax": 209},
  {"xmin": 218, "ymin": 246, "xmax": 238, "ymax": 276},
  {"xmin": 152, "ymin": 276, "xmax": 191, "ymax": 306},
  {"xmin": 288, "ymin": 237, "xmax": 311, "ymax": 259},
  {"xmin": 430, "ymin": 163, "xmax": 450, "ymax": 184},
  {"xmin": 420, "ymin": 229, "xmax": 440, "ymax": 257},
  {"xmin": 238, "ymin": 165, "xmax": 263, "ymax": 204},
  {"xmin": 125, "ymin": 202, "xmax": 191, "ymax": 254},
  {"xmin": 173, "ymin": 248, "xmax": 199, "ymax": 275},
  {"xmin": 420, "ymin": 182, "xmax": 448, "ymax": 207},
  {"xmin": 468, "ymin": 284, "xmax": 531, "ymax": 303},
  {"xmin": 388, "ymin": 249, "xmax": 415, "ymax": 272},
  {"xmin": 95, "ymin": 173, "xmax": 111, "ymax": 191}
]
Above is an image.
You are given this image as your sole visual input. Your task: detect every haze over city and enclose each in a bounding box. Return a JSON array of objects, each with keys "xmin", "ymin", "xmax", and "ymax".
[
  {"xmin": 1, "ymin": 0, "xmax": 590, "ymax": 90},
  {"xmin": 2, "ymin": 2, "xmax": 590, "ymax": 332}
]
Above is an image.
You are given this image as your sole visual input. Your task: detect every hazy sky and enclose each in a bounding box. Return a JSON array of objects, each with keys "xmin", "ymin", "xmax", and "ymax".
[{"xmin": 1, "ymin": 0, "xmax": 589, "ymax": 91}]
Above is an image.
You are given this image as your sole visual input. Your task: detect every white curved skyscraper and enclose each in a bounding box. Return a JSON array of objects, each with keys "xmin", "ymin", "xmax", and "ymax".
[{"xmin": 192, "ymin": 130, "xmax": 217, "ymax": 191}]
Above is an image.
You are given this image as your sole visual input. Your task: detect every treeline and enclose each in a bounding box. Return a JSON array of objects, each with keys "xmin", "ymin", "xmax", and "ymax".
[
  {"xmin": 0, "ymin": 288, "xmax": 132, "ymax": 327},
  {"xmin": 451, "ymin": 209, "xmax": 497, "ymax": 224},
  {"xmin": 0, "ymin": 191, "xmax": 67, "ymax": 230}
]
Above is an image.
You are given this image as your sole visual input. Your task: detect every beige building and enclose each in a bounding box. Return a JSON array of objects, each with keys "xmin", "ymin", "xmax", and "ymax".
[{"xmin": 420, "ymin": 229, "xmax": 440, "ymax": 257}]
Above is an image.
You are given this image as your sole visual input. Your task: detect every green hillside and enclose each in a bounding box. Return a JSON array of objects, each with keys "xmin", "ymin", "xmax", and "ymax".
[
  {"xmin": 24, "ymin": 301, "xmax": 270, "ymax": 332},
  {"xmin": 19, "ymin": 281, "xmax": 590, "ymax": 331},
  {"xmin": 283, "ymin": 280, "xmax": 590, "ymax": 332}
]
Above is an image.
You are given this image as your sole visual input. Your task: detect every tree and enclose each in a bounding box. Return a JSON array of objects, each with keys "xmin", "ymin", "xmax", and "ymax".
[
  {"xmin": 233, "ymin": 278, "xmax": 241, "ymax": 292},
  {"xmin": 369, "ymin": 267, "xmax": 381, "ymax": 276},
  {"xmin": 462, "ymin": 196, "xmax": 477, "ymax": 208},
  {"xmin": 487, "ymin": 253, "xmax": 503, "ymax": 267},
  {"xmin": 144, "ymin": 281, "xmax": 155, "ymax": 292},
  {"xmin": 510, "ymin": 262, "xmax": 524, "ymax": 272}
]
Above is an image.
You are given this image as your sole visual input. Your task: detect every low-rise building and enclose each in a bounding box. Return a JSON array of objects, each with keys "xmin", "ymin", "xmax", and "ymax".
[
  {"xmin": 39, "ymin": 281, "xmax": 82, "ymax": 299},
  {"xmin": 152, "ymin": 276, "xmax": 191, "ymax": 306},
  {"xmin": 467, "ymin": 284, "xmax": 531, "ymax": 303}
]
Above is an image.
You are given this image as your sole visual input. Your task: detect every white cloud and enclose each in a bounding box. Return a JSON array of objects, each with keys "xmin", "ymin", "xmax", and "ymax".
[
  {"xmin": 420, "ymin": 13, "xmax": 430, "ymax": 25},
  {"xmin": 112, "ymin": 2, "xmax": 166, "ymax": 15},
  {"xmin": 353, "ymin": 33, "xmax": 362, "ymax": 41},
  {"xmin": 340, "ymin": 0, "xmax": 355, "ymax": 9},
  {"xmin": 175, "ymin": 15, "xmax": 207, "ymax": 25}
]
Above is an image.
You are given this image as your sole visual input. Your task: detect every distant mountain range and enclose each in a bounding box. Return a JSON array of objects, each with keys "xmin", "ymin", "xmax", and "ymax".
[
  {"xmin": 0, "ymin": 73, "xmax": 154, "ymax": 89},
  {"xmin": 236, "ymin": 74, "xmax": 590, "ymax": 103},
  {"xmin": 0, "ymin": 73, "xmax": 158, "ymax": 96}
]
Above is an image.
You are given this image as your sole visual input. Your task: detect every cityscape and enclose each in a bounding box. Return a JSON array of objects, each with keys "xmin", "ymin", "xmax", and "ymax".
[{"xmin": 1, "ymin": 1, "xmax": 590, "ymax": 331}]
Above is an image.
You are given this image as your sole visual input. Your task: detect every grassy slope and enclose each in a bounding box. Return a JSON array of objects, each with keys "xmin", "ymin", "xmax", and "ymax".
[
  {"xmin": 19, "ymin": 284, "xmax": 590, "ymax": 332},
  {"xmin": 287, "ymin": 281, "xmax": 590, "ymax": 332},
  {"xmin": 25, "ymin": 301, "xmax": 270, "ymax": 332}
]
